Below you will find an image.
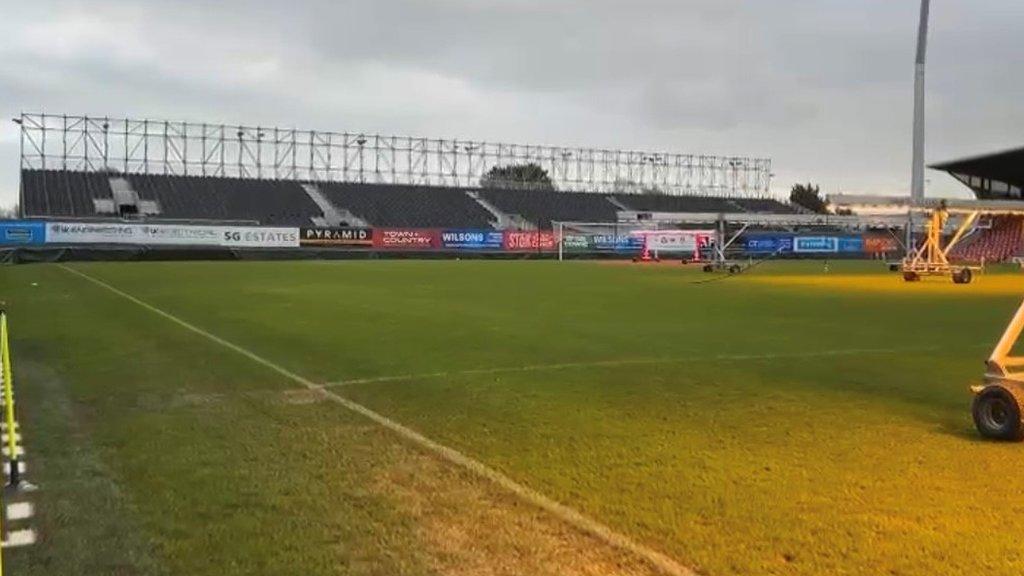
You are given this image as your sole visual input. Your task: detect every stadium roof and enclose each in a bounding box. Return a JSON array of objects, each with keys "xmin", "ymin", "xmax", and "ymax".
[
  {"xmin": 930, "ymin": 146, "xmax": 1024, "ymax": 190},
  {"xmin": 827, "ymin": 194, "xmax": 1024, "ymax": 216}
]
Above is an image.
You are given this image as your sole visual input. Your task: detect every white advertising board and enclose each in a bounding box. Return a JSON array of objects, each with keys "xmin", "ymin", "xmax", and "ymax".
[
  {"xmin": 636, "ymin": 230, "xmax": 714, "ymax": 253},
  {"xmin": 46, "ymin": 223, "xmax": 299, "ymax": 248},
  {"xmin": 219, "ymin": 226, "xmax": 299, "ymax": 248}
]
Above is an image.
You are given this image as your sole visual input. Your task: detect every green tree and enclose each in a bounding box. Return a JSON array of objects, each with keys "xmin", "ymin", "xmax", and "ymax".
[
  {"xmin": 789, "ymin": 183, "xmax": 828, "ymax": 214},
  {"xmin": 480, "ymin": 163, "xmax": 555, "ymax": 190}
]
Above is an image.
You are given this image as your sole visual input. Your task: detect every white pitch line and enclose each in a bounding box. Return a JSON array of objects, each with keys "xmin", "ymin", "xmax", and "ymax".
[
  {"xmin": 58, "ymin": 264, "xmax": 697, "ymax": 576},
  {"xmin": 324, "ymin": 345, "xmax": 947, "ymax": 388},
  {"xmin": 7, "ymin": 502, "xmax": 33, "ymax": 521},
  {"xmin": 2, "ymin": 529, "xmax": 36, "ymax": 547},
  {"xmin": 3, "ymin": 461, "xmax": 25, "ymax": 478},
  {"xmin": 2, "ymin": 459, "xmax": 25, "ymax": 473}
]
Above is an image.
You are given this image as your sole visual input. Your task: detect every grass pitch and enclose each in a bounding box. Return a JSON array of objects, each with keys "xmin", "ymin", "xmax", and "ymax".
[{"xmin": 3, "ymin": 259, "xmax": 1024, "ymax": 576}]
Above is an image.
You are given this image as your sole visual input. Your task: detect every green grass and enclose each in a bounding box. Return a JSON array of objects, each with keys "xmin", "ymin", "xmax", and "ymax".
[{"xmin": 3, "ymin": 259, "xmax": 1024, "ymax": 575}]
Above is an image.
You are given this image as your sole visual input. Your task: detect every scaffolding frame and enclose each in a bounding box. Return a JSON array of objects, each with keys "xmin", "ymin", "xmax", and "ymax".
[
  {"xmin": 900, "ymin": 206, "xmax": 982, "ymax": 282},
  {"xmin": 14, "ymin": 113, "xmax": 773, "ymax": 202}
]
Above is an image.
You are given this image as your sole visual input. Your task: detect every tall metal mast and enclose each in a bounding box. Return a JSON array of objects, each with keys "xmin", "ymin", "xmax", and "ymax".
[
  {"xmin": 911, "ymin": 0, "xmax": 930, "ymax": 205},
  {"xmin": 907, "ymin": 0, "xmax": 931, "ymax": 252}
]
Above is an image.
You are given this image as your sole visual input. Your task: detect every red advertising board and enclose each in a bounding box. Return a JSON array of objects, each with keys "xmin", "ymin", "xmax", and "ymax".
[
  {"xmin": 863, "ymin": 234, "xmax": 899, "ymax": 253},
  {"xmin": 503, "ymin": 230, "xmax": 556, "ymax": 251},
  {"xmin": 373, "ymin": 228, "xmax": 439, "ymax": 249}
]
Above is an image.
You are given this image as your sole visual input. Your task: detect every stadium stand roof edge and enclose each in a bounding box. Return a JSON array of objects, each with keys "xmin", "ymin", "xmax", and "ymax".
[
  {"xmin": 828, "ymin": 194, "xmax": 1024, "ymax": 215},
  {"xmin": 929, "ymin": 146, "xmax": 1024, "ymax": 175},
  {"xmin": 930, "ymin": 146, "xmax": 1024, "ymax": 197}
]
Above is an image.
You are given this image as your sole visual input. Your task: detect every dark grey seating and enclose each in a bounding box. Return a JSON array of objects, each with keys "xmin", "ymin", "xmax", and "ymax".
[
  {"xmin": 614, "ymin": 194, "xmax": 738, "ymax": 213},
  {"xmin": 19, "ymin": 169, "xmax": 795, "ymax": 228},
  {"xmin": 21, "ymin": 170, "xmax": 113, "ymax": 217},
  {"xmin": 129, "ymin": 174, "xmax": 323, "ymax": 225},
  {"xmin": 479, "ymin": 188, "xmax": 619, "ymax": 229},
  {"xmin": 733, "ymin": 198, "xmax": 797, "ymax": 214},
  {"xmin": 319, "ymin": 183, "xmax": 493, "ymax": 228}
]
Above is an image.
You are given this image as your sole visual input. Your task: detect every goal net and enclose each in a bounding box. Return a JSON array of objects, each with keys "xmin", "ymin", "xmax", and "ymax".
[{"xmin": 553, "ymin": 221, "xmax": 715, "ymax": 261}]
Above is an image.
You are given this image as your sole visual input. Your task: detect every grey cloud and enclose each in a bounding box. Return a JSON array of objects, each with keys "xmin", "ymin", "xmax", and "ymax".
[{"xmin": 1, "ymin": 0, "xmax": 1023, "ymax": 207}]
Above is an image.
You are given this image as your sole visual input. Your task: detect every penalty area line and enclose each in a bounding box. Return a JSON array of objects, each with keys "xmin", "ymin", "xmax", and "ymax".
[
  {"xmin": 324, "ymin": 345, "xmax": 950, "ymax": 388},
  {"xmin": 57, "ymin": 264, "xmax": 697, "ymax": 576}
]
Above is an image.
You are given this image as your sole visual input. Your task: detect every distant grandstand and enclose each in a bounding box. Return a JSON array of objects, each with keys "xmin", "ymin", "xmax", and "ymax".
[
  {"xmin": 930, "ymin": 146, "xmax": 1024, "ymax": 201},
  {"xmin": 933, "ymin": 147, "xmax": 1024, "ymax": 263},
  {"xmin": 829, "ymin": 146, "xmax": 1024, "ymax": 264},
  {"xmin": 15, "ymin": 113, "xmax": 788, "ymax": 230}
]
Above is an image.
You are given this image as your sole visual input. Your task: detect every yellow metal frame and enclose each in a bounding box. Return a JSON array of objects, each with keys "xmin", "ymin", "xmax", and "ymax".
[
  {"xmin": 0, "ymin": 314, "xmax": 7, "ymax": 573},
  {"xmin": 974, "ymin": 298, "xmax": 1024, "ymax": 393},
  {"xmin": 902, "ymin": 207, "xmax": 982, "ymax": 279},
  {"xmin": 0, "ymin": 312, "xmax": 20, "ymax": 574},
  {"xmin": 1, "ymin": 314, "xmax": 15, "ymax": 480}
]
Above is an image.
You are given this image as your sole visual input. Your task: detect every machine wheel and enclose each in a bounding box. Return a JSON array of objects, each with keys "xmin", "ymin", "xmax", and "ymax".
[
  {"xmin": 702, "ymin": 264, "xmax": 714, "ymax": 273},
  {"xmin": 972, "ymin": 385, "xmax": 1024, "ymax": 441},
  {"xmin": 888, "ymin": 263, "xmax": 900, "ymax": 272},
  {"xmin": 680, "ymin": 259, "xmax": 689, "ymax": 265},
  {"xmin": 728, "ymin": 264, "xmax": 742, "ymax": 274},
  {"xmin": 952, "ymin": 269, "xmax": 973, "ymax": 284},
  {"xmin": 902, "ymin": 271, "xmax": 919, "ymax": 282}
]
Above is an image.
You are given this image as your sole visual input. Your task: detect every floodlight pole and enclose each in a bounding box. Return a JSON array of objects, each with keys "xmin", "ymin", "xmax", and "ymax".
[
  {"xmin": 908, "ymin": 0, "xmax": 931, "ymax": 252},
  {"xmin": 14, "ymin": 115, "xmax": 24, "ymax": 218}
]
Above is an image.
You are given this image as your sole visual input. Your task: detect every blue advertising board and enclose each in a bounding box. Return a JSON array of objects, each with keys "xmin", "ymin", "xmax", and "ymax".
[
  {"xmin": 791, "ymin": 236, "xmax": 864, "ymax": 254},
  {"xmin": 590, "ymin": 234, "xmax": 643, "ymax": 252},
  {"xmin": 793, "ymin": 236, "xmax": 838, "ymax": 253},
  {"xmin": 837, "ymin": 236, "xmax": 863, "ymax": 253},
  {"xmin": 0, "ymin": 221, "xmax": 45, "ymax": 245},
  {"xmin": 440, "ymin": 229, "xmax": 504, "ymax": 250},
  {"xmin": 745, "ymin": 235, "xmax": 793, "ymax": 254}
]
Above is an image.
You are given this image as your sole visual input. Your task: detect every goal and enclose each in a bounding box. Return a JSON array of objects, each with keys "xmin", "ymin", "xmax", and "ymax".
[{"xmin": 553, "ymin": 221, "xmax": 714, "ymax": 262}]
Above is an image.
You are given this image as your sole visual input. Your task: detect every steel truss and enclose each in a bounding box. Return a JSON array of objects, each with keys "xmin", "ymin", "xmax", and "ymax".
[{"xmin": 15, "ymin": 113, "xmax": 772, "ymax": 198}]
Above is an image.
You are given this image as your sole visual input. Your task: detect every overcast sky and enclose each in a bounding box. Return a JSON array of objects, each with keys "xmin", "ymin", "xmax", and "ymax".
[{"xmin": 1, "ymin": 0, "xmax": 1022, "ymax": 208}]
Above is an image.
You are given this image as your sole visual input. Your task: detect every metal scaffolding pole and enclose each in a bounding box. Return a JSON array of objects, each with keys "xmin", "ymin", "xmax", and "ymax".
[
  {"xmin": 908, "ymin": 0, "xmax": 931, "ymax": 250},
  {"xmin": 14, "ymin": 113, "xmax": 774, "ymax": 198}
]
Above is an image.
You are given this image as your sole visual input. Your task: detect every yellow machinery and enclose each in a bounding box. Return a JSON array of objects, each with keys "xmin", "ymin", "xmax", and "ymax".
[
  {"xmin": 1, "ymin": 312, "xmax": 17, "ymax": 486},
  {"xmin": 0, "ymin": 311, "xmax": 19, "ymax": 572},
  {"xmin": 901, "ymin": 205, "xmax": 981, "ymax": 283},
  {"xmin": 972, "ymin": 299, "xmax": 1024, "ymax": 440}
]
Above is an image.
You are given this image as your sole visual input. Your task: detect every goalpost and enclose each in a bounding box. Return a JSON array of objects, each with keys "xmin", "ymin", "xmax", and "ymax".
[
  {"xmin": 634, "ymin": 229, "xmax": 716, "ymax": 263},
  {"xmin": 553, "ymin": 221, "xmax": 714, "ymax": 262},
  {"xmin": 553, "ymin": 221, "xmax": 648, "ymax": 261}
]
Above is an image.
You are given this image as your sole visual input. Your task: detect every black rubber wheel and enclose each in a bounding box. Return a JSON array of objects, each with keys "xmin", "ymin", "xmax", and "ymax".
[
  {"xmin": 902, "ymin": 271, "xmax": 919, "ymax": 282},
  {"xmin": 952, "ymin": 269, "xmax": 973, "ymax": 284},
  {"xmin": 728, "ymin": 264, "xmax": 742, "ymax": 274},
  {"xmin": 888, "ymin": 263, "xmax": 900, "ymax": 272},
  {"xmin": 680, "ymin": 259, "xmax": 689, "ymax": 265},
  {"xmin": 702, "ymin": 264, "xmax": 714, "ymax": 273},
  {"xmin": 972, "ymin": 385, "xmax": 1024, "ymax": 441}
]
